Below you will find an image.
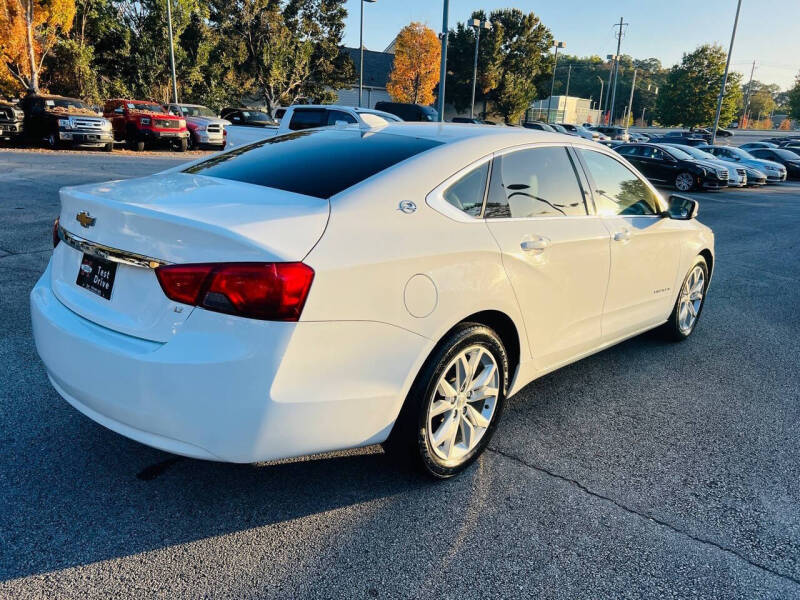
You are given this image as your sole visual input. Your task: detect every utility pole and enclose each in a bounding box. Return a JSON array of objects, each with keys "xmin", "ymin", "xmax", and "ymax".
[
  {"xmin": 608, "ymin": 17, "xmax": 627, "ymax": 126},
  {"xmin": 641, "ymin": 107, "xmax": 646, "ymax": 126},
  {"xmin": 166, "ymin": 0, "xmax": 178, "ymax": 104},
  {"xmin": 547, "ymin": 41, "xmax": 566, "ymax": 123},
  {"xmin": 711, "ymin": 0, "xmax": 742, "ymax": 145},
  {"xmin": 625, "ymin": 68, "xmax": 637, "ymax": 131},
  {"xmin": 742, "ymin": 60, "xmax": 756, "ymax": 128},
  {"xmin": 436, "ymin": 0, "xmax": 449, "ymax": 122},
  {"xmin": 604, "ymin": 55, "xmax": 616, "ymax": 123},
  {"xmin": 358, "ymin": 1, "xmax": 377, "ymax": 107}
]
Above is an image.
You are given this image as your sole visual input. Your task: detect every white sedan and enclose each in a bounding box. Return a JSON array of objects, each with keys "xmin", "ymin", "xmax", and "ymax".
[{"xmin": 31, "ymin": 124, "xmax": 714, "ymax": 478}]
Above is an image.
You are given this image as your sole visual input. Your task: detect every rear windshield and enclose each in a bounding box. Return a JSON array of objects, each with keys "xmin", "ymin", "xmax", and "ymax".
[{"xmin": 184, "ymin": 129, "xmax": 441, "ymax": 199}]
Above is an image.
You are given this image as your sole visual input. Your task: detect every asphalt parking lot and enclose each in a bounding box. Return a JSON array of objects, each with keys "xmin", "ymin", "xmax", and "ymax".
[{"xmin": 1, "ymin": 149, "xmax": 799, "ymax": 599}]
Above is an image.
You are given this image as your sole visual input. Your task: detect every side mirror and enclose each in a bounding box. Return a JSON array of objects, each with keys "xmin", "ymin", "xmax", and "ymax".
[
  {"xmin": 114, "ymin": 107, "xmax": 123, "ymax": 114},
  {"xmin": 664, "ymin": 194, "xmax": 699, "ymax": 220}
]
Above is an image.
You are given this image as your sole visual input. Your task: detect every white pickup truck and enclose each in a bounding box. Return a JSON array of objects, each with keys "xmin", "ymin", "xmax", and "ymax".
[{"xmin": 224, "ymin": 104, "xmax": 401, "ymax": 149}]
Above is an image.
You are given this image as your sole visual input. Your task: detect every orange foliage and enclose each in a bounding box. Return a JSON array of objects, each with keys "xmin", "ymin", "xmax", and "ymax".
[
  {"xmin": 0, "ymin": 0, "xmax": 75, "ymax": 92},
  {"xmin": 386, "ymin": 22, "xmax": 441, "ymax": 106},
  {"xmin": 779, "ymin": 119, "xmax": 792, "ymax": 130}
]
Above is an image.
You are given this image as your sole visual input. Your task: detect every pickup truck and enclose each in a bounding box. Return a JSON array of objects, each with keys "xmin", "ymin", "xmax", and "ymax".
[
  {"xmin": 103, "ymin": 98, "xmax": 189, "ymax": 151},
  {"xmin": 21, "ymin": 94, "xmax": 114, "ymax": 151},
  {"xmin": 0, "ymin": 99, "xmax": 24, "ymax": 143},
  {"xmin": 224, "ymin": 104, "xmax": 400, "ymax": 149},
  {"xmin": 165, "ymin": 103, "xmax": 228, "ymax": 150}
]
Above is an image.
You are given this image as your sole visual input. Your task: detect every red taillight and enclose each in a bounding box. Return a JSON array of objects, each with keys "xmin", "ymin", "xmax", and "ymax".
[
  {"xmin": 155, "ymin": 262, "xmax": 314, "ymax": 321},
  {"xmin": 52, "ymin": 218, "xmax": 60, "ymax": 247}
]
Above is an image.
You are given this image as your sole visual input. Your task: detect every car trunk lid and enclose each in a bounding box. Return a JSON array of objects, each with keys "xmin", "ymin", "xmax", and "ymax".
[{"xmin": 52, "ymin": 172, "xmax": 329, "ymax": 342}]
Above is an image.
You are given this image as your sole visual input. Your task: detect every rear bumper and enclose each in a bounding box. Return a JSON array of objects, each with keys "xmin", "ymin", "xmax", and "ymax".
[{"xmin": 31, "ymin": 262, "xmax": 429, "ymax": 463}]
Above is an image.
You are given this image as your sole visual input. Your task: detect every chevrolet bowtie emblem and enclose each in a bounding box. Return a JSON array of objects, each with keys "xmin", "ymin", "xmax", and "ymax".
[{"xmin": 76, "ymin": 211, "xmax": 96, "ymax": 228}]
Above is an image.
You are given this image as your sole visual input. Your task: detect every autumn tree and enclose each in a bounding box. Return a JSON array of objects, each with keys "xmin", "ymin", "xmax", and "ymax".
[
  {"xmin": 656, "ymin": 44, "xmax": 742, "ymax": 127},
  {"xmin": 386, "ymin": 22, "xmax": 440, "ymax": 105},
  {"xmin": 0, "ymin": 0, "xmax": 76, "ymax": 93}
]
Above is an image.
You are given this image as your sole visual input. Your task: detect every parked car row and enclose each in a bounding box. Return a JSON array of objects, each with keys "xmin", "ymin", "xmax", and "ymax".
[{"xmin": 611, "ymin": 141, "xmax": 796, "ymax": 192}]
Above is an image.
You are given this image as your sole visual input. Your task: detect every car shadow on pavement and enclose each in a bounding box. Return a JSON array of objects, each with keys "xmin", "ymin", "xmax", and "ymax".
[{"xmin": 1, "ymin": 425, "xmax": 435, "ymax": 582}]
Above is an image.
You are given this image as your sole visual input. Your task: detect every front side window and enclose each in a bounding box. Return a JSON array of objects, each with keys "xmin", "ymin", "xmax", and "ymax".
[
  {"xmin": 578, "ymin": 149, "xmax": 661, "ymax": 216},
  {"xmin": 443, "ymin": 163, "xmax": 489, "ymax": 217},
  {"xmin": 484, "ymin": 147, "xmax": 588, "ymax": 219}
]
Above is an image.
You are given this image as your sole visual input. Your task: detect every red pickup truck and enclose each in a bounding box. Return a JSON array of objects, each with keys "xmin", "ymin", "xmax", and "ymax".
[{"xmin": 103, "ymin": 98, "xmax": 190, "ymax": 151}]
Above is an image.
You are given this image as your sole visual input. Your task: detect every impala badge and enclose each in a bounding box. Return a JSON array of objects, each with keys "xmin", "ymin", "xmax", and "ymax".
[
  {"xmin": 398, "ymin": 200, "xmax": 417, "ymax": 214},
  {"xmin": 76, "ymin": 211, "xmax": 96, "ymax": 228}
]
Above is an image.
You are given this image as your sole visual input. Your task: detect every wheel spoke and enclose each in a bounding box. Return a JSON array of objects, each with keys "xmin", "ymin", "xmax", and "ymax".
[
  {"xmin": 429, "ymin": 399, "xmax": 452, "ymax": 417},
  {"xmin": 459, "ymin": 414, "xmax": 475, "ymax": 450},
  {"xmin": 465, "ymin": 349, "xmax": 482, "ymax": 386},
  {"xmin": 437, "ymin": 377, "xmax": 458, "ymax": 399},
  {"xmin": 465, "ymin": 403, "xmax": 490, "ymax": 428},
  {"xmin": 432, "ymin": 412, "xmax": 459, "ymax": 452},
  {"xmin": 470, "ymin": 386, "xmax": 499, "ymax": 404},
  {"xmin": 470, "ymin": 363, "xmax": 496, "ymax": 392},
  {"xmin": 687, "ymin": 301, "xmax": 697, "ymax": 317}
]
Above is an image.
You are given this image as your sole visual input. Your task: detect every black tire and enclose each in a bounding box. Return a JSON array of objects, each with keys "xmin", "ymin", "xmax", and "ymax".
[
  {"xmin": 674, "ymin": 171, "xmax": 695, "ymax": 192},
  {"xmin": 173, "ymin": 137, "xmax": 188, "ymax": 152},
  {"xmin": 383, "ymin": 323, "xmax": 509, "ymax": 479},
  {"xmin": 661, "ymin": 256, "xmax": 709, "ymax": 341},
  {"xmin": 104, "ymin": 142, "xmax": 114, "ymax": 152},
  {"xmin": 46, "ymin": 133, "xmax": 59, "ymax": 150},
  {"xmin": 134, "ymin": 139, "xmax": 145, "ymax": 152}
]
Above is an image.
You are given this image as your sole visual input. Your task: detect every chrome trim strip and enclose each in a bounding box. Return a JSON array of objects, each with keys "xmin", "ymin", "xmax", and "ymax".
[{"xmin": 58, "ymin": 225, "xmax": 169, "ymax": 269}]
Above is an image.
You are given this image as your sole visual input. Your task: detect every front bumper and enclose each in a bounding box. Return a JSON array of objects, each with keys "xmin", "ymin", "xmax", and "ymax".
[
  {"xmin": 0, "ymin": 122, "xmax": 23, "ymax": 139},
  {"xmin": 764, "ymin": 172, "xmax": 787, "ymax": 183},
  {"xmin": 700, "ymin": 175, "xmax": 729, "ymax": 190},
  {"xmin": 59, "ymin": 129, "xmax": 113, "ymax": 146},
  {"xmin": 142, "ymin": 129, "xmax": 190, "ymax": 141},
  {"xmin": 194, "ymin": 130, "xmax": 225, "ymax": 145},
  {"xmin": 31, "ymin": 262, "xmax": 428, "ymax": 463}
]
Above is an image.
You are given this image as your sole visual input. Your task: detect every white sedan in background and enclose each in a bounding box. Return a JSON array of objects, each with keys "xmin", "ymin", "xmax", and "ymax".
[{"xmin": 31, "ymin": 124, "xmax": 714, "ymax": 478}]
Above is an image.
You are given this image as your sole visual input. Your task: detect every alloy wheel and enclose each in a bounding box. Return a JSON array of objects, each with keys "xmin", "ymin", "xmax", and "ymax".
[
  {"xmin": 678, "ymin": 265, "xmax": 705, "ymax": 334},
  {"xmin": 675, "ymin": 172, "xmax": 694, "ymax": 191},
  {"xmin": 426, "ymin": 345, "xmax": 499, "ymax": 463}
]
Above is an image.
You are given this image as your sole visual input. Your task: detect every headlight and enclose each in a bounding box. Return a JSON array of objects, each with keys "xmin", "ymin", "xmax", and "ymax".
[
  {"xmin": 14, "ymin": 110, "xmax": 24, "ymax": 119},
  {"xmin": 58, "ymin": 119, "xmax": 70, "ymax": 128},
  {"xmin": 140, "ymin": 117, "xmax": 151, "ymax": 125},
  {"xmin": 178, "ymin": 119, "xmax": 186, "ymax": 129},
  {"xmin": 195, "ymin": 124, "xmax": 207, "ymax": 131},
  {"xmin": 100, "ymin": 119, "xmax": 112, "ymax": 130}
]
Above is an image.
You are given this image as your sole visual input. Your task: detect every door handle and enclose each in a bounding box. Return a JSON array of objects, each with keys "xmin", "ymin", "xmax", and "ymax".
[
  {"xmin": 613, "ymin": 228, "xmax": 631, "ymax": 242},
  {"xmin": 520, "ymin": 236, "xmax": 550, "ymax": 253}
]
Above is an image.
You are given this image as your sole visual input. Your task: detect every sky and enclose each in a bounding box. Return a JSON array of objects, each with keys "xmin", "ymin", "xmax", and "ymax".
[{"xmin": 343, "ymin": 0, "xmax": 800, "ymax": 91}]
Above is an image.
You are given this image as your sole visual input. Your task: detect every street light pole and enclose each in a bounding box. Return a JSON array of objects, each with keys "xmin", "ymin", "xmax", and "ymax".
[
  {"xmin": 711, "ymin": 0, "xmax": 742, "ymax": 145},
  {"xmin": 358, "ymin": 0, "xmax": 377, "ymax": 108},
  {"xmin": 625, "ymin": 68, "xmax": 637, "ymax": 132},
  {"xmin": 596, "ymin": 76, "xmax": 604, "ymax": 123},
  {"xmin": 166, "ymin": 0, "xmax": 178, "ymax": 104},
  {"xmin": 469, "ymin": 19, "xmax": 491, "ymax": 119},
  {"xmin": 436, "ymin": 0, "xmax": 449, "ymax": 122},
  {"xmin": 546, "ymin": 41, "xmax": 565, "ymax": 123}
]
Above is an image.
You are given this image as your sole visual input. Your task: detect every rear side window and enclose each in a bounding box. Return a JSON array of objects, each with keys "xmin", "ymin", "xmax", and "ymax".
[
  {"xmin": 288, "ymin": 109, "xmax": 327, "ymax": 130},
  {"xmin": 443, "ymin": 163, "xmax": 489, "ymax": 217},
  {"xmin": 184, "ymin": 129, "xmax": 441, "ymax": 199},
  {"xmin": 484, "ymin": 147, "xmax": 588, "ymax": 218}
]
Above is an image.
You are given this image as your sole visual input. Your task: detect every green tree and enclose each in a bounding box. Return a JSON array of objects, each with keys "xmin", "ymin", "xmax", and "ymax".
[
  {"xmin": 788, "ymin": 73, "xmax": 800, "ymax": 121},
  {"xmin": 657, "ymin": 44, "xmax": 742, "ymax": 127},
  {"xmin": 445, "ymin": 8, "xmax": 551, "ymax": 123},
  {"xmin": 211, "ymin": 0, "xmax": 353, "ymax": 116}
]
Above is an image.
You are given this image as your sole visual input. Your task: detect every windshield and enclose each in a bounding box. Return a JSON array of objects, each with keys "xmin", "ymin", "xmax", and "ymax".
[
  {"xmin": 128, "ymin": 102, "xmax": 166, "ymax": 113},
  {"xmin": 772, "ymin": 149, "xmax": 800, "ymax": 160},
  {"xmin": 242, "ymin": 111, "xmax": 270, "ymax": 122},
  {"xmin": 672, "ymin": 145, "xmax": 715, "ymax": 161},
  {"xmin": 660, "ymin": 145, "xmax": 692, "ymax": 160},
  {"xmin": 728, "ymin": 147, "xmax": 754, "ymax": 160},
  {"xmin": 178, "ymin": 105, "xmax": 216, "ymax": 117},
  {"xmin": 358, "ymin": 112, "xmax": 400, "ymax": 127},
  {"xmin": 45, "ymin": 98, "xmax": 95, "ymax": 114}
]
